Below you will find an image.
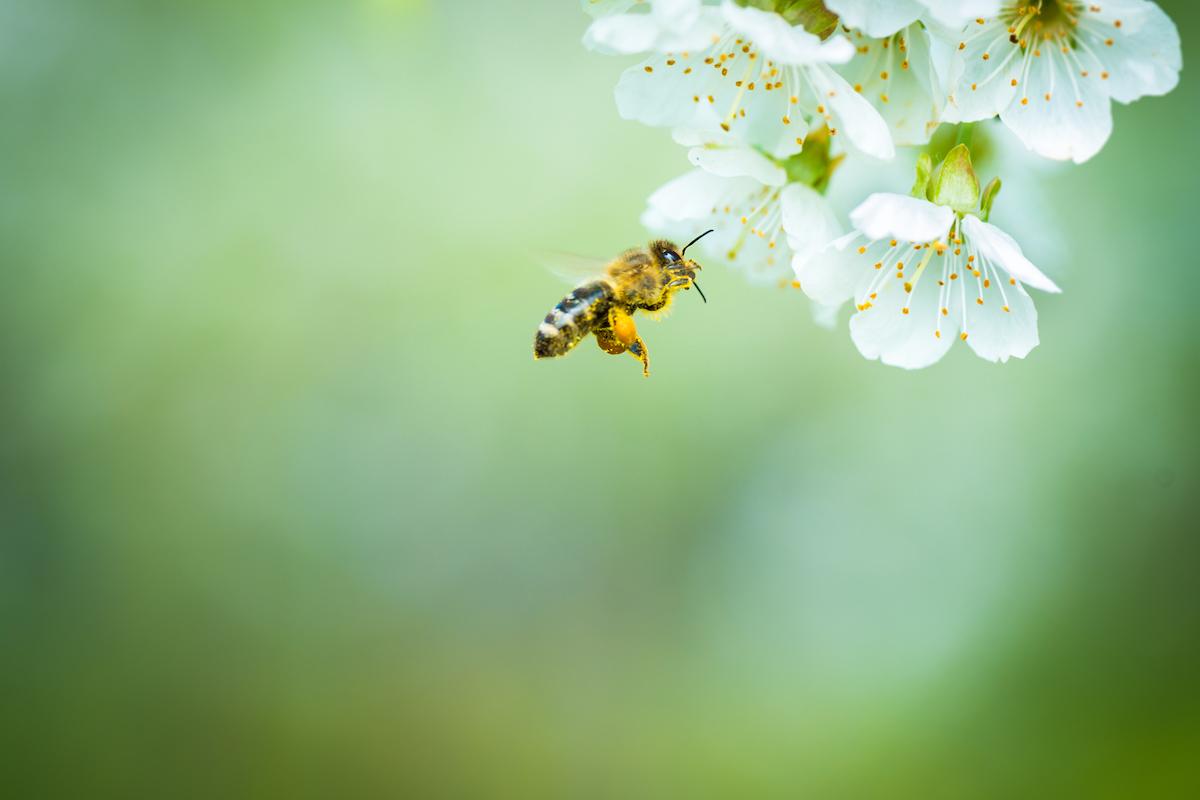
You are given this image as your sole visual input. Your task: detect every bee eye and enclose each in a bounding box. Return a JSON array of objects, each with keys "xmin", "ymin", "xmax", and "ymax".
[{"xmin": 663, "ymin": 250, "xmax": 681, "ymax": 264}]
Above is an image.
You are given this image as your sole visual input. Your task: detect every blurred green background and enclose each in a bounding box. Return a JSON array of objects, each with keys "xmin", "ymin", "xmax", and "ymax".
[{"xmin": 1, "ymin": 0, "xmax": 1197, "ymax": 796}]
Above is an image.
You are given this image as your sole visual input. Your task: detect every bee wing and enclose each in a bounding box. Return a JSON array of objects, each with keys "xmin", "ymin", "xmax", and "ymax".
[{"xmin": 538, "ymin": 251, "xmax": 611, "ymax": 286}]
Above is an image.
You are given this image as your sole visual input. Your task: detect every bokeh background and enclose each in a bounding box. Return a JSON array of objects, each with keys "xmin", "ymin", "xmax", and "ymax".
[{"xmin": 2, "ymin": 0, "xmax": 1197, "ymax": 796}]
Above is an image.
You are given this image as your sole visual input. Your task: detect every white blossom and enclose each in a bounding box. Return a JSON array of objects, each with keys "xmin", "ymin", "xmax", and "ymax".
[
  {"xmin": 797, "ymin": 191, "xmax": 1060, "ymax": 368},
  {"xmin": 826, "ymin": 0, "xmax": 1002, "ymax": 38},
  {"xmin": 644, "ymin": 130, "xmax": 842, "ymax": 285},
  {"xmin": 601, "ymin": 0, "xmax": 894, "ymax": 160},
  {"xmin": 943, "ymin": 0, "xmax": 1181, "ymax": 163}
]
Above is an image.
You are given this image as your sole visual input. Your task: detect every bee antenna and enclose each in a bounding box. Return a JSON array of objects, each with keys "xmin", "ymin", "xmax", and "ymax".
[
  {"xmin": 681, "ymin": 229, "xmax": 714, "ymax": 258},
  {"xmin": 692, "ymin": 279, "xmax": 707, "ymax": 303}
]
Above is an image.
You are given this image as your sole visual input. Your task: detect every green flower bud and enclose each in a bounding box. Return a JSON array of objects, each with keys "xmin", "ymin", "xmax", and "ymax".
[
  {"xmin": 927, "ymin": 143, "xmax": 980, "ymax": 214},
  {"xmin": 980, "ymin": 177, "xmax": 1001, "ymax": 222},
  {"xmin": 911, "ymin": 153, "xmax": 932, "ymax": 199}
]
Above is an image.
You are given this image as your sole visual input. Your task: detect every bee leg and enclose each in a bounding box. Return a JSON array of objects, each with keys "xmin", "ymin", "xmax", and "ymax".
[{"xmin": 610, "ymin": 307, "xmax": 650, "ymax": 377}]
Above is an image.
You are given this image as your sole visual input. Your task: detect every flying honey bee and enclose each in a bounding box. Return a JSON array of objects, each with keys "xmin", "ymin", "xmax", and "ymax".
[{"xmin": 533, "ymin": 231, "xmax": 712, "ymax": 377}]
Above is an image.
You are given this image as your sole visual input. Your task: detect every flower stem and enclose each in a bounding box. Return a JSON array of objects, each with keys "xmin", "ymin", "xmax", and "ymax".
[{"xmin": 955, "ymin": 122, "xmax": 976, "ymax": 150}]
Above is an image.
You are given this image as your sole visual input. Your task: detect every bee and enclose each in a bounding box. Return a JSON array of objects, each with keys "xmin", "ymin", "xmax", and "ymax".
[{"xmin": 533, "ymin": 231, "xmax": 712, "ymax": 377}]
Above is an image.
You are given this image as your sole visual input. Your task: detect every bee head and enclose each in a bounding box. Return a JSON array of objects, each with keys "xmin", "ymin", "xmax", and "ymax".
[{"xmin": 653, "ymin": 230, "xmax": 713, "ymax": 303}]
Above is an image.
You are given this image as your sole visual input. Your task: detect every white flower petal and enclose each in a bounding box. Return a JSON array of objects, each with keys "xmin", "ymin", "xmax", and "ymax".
[
  {"xmin": 962, "ymin": 280, "xmax": 1040, "ymax": 363},
  {"xmin": 998, "ymin": 46, "xmax": 1114, "ymax": 164},
  {"xmin": 943, "ymin": 19, "xmax": 1021, "ymax": 124},
  {"xmin": 915, "ymin": 0, "xmax": 1001, "ymax": 31},
  {"xmin": 1084, "ymin": 0, "xmax": 1181, "ymax": 104},
  {"xmin": 808, "ymin": 65, "xmax": 895, "ymax": 159},
  {"xmin": 584, "ymin": 14, "xmax": 663, "ymax": 54},
  {"xmin": 688, "ymin": 144, "xmax": 786, "ymax": 185},
  {"xmin": 849, "ymin": 193, "xmax": 954, "ymax": 243},
  {"xmin": 961, "ymin": 216, "xmax": 1060, "ymax": 294},
  {"xmin": 825, "ymin": 0, "xmax": 923, "ymax": 38},
  {"xmin": 838, "ymin": 24, "xmax": 941, "ymax": 146},
  {"xmin": 615, "ymin": 58, "xmax": 721, "ymax": 130},
  {"xmin": 721, "ymin": 0, "xmax": 854, "ymax": 65},
  {"xmin": 848, "ymin": 260, "xmax": 955, "ymax": 369},
  {"xmin": 809, "ymin": 299, "xmax": 843, "ymax": 330},
  {"xmin": 646, "ymin": 168, "xmax": 757, "ymax": 221},
  {"xmin": 781, "ymin": 182, "xmax": 842, "ymax": 263},
  {"xmin": 795, "ymin": 240, "xmax": 860, "ymax": 307}
]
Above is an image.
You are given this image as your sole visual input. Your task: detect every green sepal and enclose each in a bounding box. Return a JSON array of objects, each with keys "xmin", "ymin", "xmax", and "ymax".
[
  {"xmin": 778, "ymin": 126, "xmax": 840, "ymax": 192},
  {"xmin": 980, "ymin": 177, "xmax": 1001, "ymax": 222},
  {"xmin": 911, "ymin": 153, "xmax": 932, "ymax": 199},
  {"xmin": 736, "ymin": 0, "xmax": 840, "ymax": 39},
  {"xmin": 927, "ymin": 143, "xmax": 980, "ymax": 214}
]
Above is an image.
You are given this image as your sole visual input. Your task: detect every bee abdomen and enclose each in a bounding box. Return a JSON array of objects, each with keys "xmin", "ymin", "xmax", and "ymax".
[{"xmin": 534, "ymin": 281, "xmax": 613, "ymax": 359}]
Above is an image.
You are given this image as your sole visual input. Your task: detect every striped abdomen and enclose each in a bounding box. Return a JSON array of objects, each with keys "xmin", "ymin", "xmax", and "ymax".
[{"xmin": 534, "ymin": 280, "xmax": 613, "ymax": 359}]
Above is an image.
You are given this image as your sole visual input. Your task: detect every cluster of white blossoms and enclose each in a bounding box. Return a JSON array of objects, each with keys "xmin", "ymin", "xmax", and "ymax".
[{"xmin": 582, "ymin": 0, "xmax": 1180, "ymax": 368}]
